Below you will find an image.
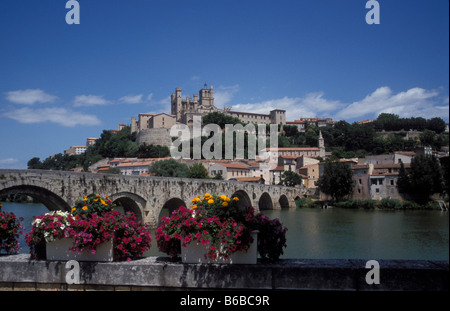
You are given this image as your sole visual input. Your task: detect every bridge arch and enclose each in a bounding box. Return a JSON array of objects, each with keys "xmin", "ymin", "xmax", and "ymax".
[
  {"xmin": 231, "ymin": 190, "xmax": 252, "ymax": 209},
  {"xmin": 0, "ymin": 185, "xmax": 70, "ymax": 212},
  {"xmin": 109, "ymin": 192, "xmax": 145, "ymax": 222},
  {"xmin": 161, "ymin": 198, "xmax": 187, "ymax": 217},
  {"xmin": 279, "ymin": 194, "xmax": 290, "ymax": 209},
  {"xmin": 258, "ymin": 192, "xmax": 273, "ymax": 210}
]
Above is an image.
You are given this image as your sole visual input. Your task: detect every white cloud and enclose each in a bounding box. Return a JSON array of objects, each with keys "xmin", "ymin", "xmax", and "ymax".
[
  {"xmin": 3, "ymin": 107, "xmax": 102, "ymax": 127},
  {"xmin": 119, "ymin": 94, "xmax": 143, "ymax": 104},
  {"xmin": 231, "ymin": 87, "xmax": 448, "ymax": 122},
  {"xmin": 334, "ymin": 87, "xmax": 445, "ymax": 121},
  {"xmin": 214, "ymin": 84, "xmax": 240, "ymax": 108},
  {"xmin": 148, "ymin": 96, "xmax": 171, "ymax": 113},
  {"xmin": 5, "ymin": 89, "xmax": 58, "ymax": 105},
  {"xmin": 0, "ymin": 158, "xmax": 19, "ymax": 166},
  {"xmin": 232, "ymin": 91, "xmax": 344, "ymax": 119},
  {"xmin": 73, "ymin": 95, "xmax": 111, "ymax": 107}
]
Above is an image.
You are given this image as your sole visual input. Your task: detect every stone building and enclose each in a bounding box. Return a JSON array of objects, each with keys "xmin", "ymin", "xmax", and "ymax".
[{"xmin": 131, "ymin": 85, "xmax": 286, "ymax": 134}]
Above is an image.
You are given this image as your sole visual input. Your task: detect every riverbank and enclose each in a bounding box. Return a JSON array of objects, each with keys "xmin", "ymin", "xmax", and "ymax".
[
  {"xmin": 295, "ymin": 198, "xmax": 449, "ymax": 210},
  {"xmin": 0, "ymin": 254, "xmax": 448, "ymax": 291}
]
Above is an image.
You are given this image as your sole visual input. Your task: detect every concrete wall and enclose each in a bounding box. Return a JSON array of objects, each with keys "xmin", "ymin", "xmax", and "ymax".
[{"xmin": 0, "ymin": 255, "xmax": 447, "ymax": 291}]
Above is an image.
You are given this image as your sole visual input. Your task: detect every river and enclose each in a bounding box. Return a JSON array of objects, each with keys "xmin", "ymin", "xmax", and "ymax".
[{"xmin": 1, "ymin": 202, "xmax": 448, "ymax": 260}]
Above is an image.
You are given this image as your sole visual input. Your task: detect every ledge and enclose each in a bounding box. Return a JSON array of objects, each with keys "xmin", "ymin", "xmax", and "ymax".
[{"xmin": 0, "ymin": 254, "xmax": 448, "ymax": 291}]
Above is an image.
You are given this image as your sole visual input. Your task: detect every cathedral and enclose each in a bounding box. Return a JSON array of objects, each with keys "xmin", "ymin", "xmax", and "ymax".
[{"xmin": 131, "ymin": 85, "xmax": 286, "ymax": 133}]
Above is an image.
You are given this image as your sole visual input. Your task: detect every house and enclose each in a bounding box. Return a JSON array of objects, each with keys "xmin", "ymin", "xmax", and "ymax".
[
  {"xmin": 208, "ymin": 162, "xmax": 251, "ymax": 180},
  {"xmin": 363, "ymin": 152, "xmax": 415, "ymax": 165},
  {"xmin": 261, "ymin": 147, "xmax": 321, "ymax": 159},
  {"xmin": 233, "ymin": 176, "xmax": 265, "ymax": 184},
  {"xmin": 352, "ymin": 164, "xmax": 371, "ymax": 200},
  {"xmin": 64, "ymin": 145, "xmax": 87, "ymax": 155},
  {"xmin": 298, "ymin": 163, "xmax": 320, "ymax": 188},
  {"xmin": 351, "ymin": 162, "xmax": 411, "ymax": 201}
]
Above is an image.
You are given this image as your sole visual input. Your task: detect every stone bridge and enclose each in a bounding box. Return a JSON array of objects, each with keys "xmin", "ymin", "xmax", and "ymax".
[{"xmin": 0, "ymin": 169, "xmax": 306, "ymax": 228}]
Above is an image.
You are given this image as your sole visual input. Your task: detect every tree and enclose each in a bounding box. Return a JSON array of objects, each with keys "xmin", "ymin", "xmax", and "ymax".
[
  {"xmin": 27, "ymin": 157, "xmax": 42, "ymax": 169},
  {"xmin": 317, "ymin": 159, "xmax": 355, "ymax": 201},
  {"xmin": 136, "ymin": 143, "xmax": 170, "ymax": 158},
  {"xmin": 148, "ymin": 159, "xmax": 189, "ymax": 178},
  {"xmin": 427, "ymin": 117, "xmax": 446, "ymax": 134},
  {"xmin": 397, "ymin": 161, "xmax": 411, "ymax": 194},
  {"xmin": 202, "ymin": 112, "xmax": 243, "ymax": 129},
  {"xmin": 187, "ymin": 163, "xmax": 209, "ymax": 179},
  {"xmin": 280, "ymin": 171, "xmax": 303, "ymax": 187},
  {"xmin": 398, "ymin": 155, "xmax": 444, "ymax": 203}
]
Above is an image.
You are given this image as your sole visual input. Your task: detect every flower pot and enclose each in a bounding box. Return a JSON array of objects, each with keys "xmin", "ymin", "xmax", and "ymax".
[
  {"xmin": 181, "ymin": 231, "xmax": 258, "ymax": 264},
  {"xmin": 46, "ymin": 238, "xmax": 114, "ymax": 262}
]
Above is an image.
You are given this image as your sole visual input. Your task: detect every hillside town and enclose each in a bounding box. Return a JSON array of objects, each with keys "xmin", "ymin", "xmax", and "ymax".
[{"xmin": 55, "ymin": 85, "xmax": 450, "ymax": 205}]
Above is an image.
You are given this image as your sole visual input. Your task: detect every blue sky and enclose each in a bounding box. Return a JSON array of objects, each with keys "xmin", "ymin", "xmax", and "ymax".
[{"xmin": 0, "ymin": 0, "xmax": 448, "ymax": 169}]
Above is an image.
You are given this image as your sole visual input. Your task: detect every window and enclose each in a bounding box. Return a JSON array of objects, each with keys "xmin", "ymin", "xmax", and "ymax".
[
  {"xmin": 359, "ymin": 179, "xmax": 362, "ymax": 185},
  {"xmin": 390, "ymin": 180, "xmax": 394, "ymax": 186},
  {"xmin": 376, "ymin": 188, "xmax": 380, "ymax": 193}
]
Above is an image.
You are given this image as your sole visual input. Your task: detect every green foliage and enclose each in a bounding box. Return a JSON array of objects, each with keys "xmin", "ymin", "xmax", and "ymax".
[
  {"xmin": 295, "ymin": 197, "xmax": 320, "ymax": 208},
  {"xmin": 317, "ymin": 159, "xmax": 355, "ymax": 201},
  {"xmin": 333, "ymin": 199, "xmax": 424, "ymax": 210},
  {"xmin": 136, "ymin": 143, "xmax": 170, "ymax": 158},
  {"xmin": 334, "ymin": 200, "xmax": 377, "ymax": 209},
  {"xmin": 71, "ymin": 194, "xmax": 114, "ymax": 218},
  {"xmin": 148, "ymin": 159, "xmax": 189, "ymax": 177},
  {"xmin": 186, "ymin": 163, "xmax": 209, "ymax": 179},
  {"xmin": 202, "ymin": 112, "xmax": 244, "ymax": 129},
  {"xmin": 397, "ymin": 155, "xmax": 445, "ymax": 203},
  {"xmin": 27, "ymin": 126, "xmax": 169, "ymax": 172},
  {"xmin": 280, "ymin": 170, "xmax": 303, "ymax": 187}
]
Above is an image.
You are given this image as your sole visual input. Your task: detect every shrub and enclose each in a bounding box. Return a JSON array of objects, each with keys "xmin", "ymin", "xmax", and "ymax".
[{"xmin": 0, "ymin": 203, "xmax": 24, "ymax": 254}]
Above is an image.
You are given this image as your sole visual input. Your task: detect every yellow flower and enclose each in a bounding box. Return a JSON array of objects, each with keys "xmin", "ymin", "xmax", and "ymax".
[
  {"xmin": 192, "ymin": 205, "xmax": 198, "ymax": 209},
  {"xmin": 233, "ymin": 197, "xmax": 239, "ymax": 201},
  {"xmin": 207, "ymin": 199, "xmax": 214, "ymax": 204},
  {"xmin": 82, "ymin": 206, "xmax": 88, "ymax": 211},
  {"xmin": 71, "ymin": 207, "xmax": 76, "ymax": 212},
  {"xmin": 204, "ymin": 193, "xmax": 211, "ymax": 197},
  {"xmin": 96, "ymin": 194, "xmax": 100, "ymax": 198},
  {"xmin": 222, "ymin": 201, "xmax": 228, "ymax": 207},
  {"xmin": 220, "ymin": 195, "xmax": 229, "ymax": 201},
  {"xmin": 83, "ymin": 196, "xmax": 88, "ymax": 201},
  {"xmin": 192, "ymin": 198, "xmax": 200, "ymax": 203}
]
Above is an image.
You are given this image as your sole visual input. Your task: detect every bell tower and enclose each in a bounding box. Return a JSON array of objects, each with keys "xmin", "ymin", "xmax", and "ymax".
[
  {"xmin": 318, "ymin": 130, "xmax": 326, "ymax": 158},
  {"xmin": 199, "ymin": 85, "xmax": 214, "ymax": 107}
]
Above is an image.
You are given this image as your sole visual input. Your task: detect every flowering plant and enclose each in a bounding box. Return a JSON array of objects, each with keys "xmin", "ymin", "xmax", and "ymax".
[
  {"xmin": 71, "ymin": 194, "xmax": 114, "ymax": 218},
  {"xmin": 156, "ymin": 193, "xmax": 287, "ymax": 262},
  {"xmin": 25, "ymin": 195, "xmax": 152, "ymax": 261},
  {"xmin": 0, "ymin": 203, "xmax": 24, "ymax": 255}
]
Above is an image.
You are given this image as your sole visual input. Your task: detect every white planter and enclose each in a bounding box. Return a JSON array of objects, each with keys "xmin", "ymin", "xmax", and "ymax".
[
  {"xmin": 181, "ymin": 231, "xmax": 258, "ymax": 264},
  {"xmin": 46, "ymin": 238, "xmax": 114, "ymax": 262}
]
